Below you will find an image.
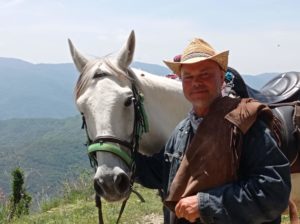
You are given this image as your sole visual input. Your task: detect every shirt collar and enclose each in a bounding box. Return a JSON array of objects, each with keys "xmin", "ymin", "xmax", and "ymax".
[{"xmin": 188, "ymin": 109, "xmax": 203, "ymax": 133}]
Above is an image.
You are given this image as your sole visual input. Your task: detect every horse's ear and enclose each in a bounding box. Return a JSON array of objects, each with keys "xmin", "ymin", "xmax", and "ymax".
[
  {"xmin": 68, "ymin": 39, "xmax": 88, "ymax": 73},
  {"xmin": 117, "ymin": 30, "xmax": 135, "ymax": 68}
]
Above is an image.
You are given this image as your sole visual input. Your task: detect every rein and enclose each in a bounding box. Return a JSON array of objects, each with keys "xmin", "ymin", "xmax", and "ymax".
[{"xmin": 81, "ymin": 81, "xmax": 149, "ymax": 224}]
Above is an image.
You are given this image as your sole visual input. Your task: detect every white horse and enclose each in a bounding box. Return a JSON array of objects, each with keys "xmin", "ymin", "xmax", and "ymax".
[{"xmin": 68, "ymin": 31, "xmax": 190, "ymax": 202}]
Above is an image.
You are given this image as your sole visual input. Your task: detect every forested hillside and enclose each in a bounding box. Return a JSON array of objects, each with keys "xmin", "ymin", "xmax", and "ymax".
[{"xmin": 0, "ymin": 116, "xmax": 88, "ymax": 197}]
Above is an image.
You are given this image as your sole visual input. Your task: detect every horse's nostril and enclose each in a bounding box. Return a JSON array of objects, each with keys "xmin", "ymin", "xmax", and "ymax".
[{"xmin": 114, "ymin": 173, "xmax": 130, "ymax": 193}]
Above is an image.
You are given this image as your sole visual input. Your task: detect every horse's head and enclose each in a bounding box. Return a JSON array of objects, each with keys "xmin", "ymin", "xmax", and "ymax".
[{"xmin": 68, "ymin": 31, "xmax": 144, "ymax": 202}]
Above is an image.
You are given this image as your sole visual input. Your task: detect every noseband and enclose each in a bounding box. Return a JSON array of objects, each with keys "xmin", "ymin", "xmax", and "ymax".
[{"xmin": 80, "ymin": 80, "xmax": 149, "ymax": 224}]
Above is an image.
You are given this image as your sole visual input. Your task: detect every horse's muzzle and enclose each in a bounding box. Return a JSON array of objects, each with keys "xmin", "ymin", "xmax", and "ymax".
[{"xmin": 93, "ymin": 172, "xmax": 131, "ymax": 201}]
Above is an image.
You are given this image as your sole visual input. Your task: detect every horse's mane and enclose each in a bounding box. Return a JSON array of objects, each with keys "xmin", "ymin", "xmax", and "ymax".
[{"xmin": 131, "ymin": 68, "xmax": 183, "ymax": 94}]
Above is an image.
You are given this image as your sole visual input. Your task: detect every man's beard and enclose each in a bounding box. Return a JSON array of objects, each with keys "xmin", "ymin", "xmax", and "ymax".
[{"xmin": 193, "ymin": 93, "xmax": 221, "ymax": 110}]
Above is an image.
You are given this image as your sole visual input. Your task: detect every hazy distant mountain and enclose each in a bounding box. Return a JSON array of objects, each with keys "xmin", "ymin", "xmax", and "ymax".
[
  {"xmin": 0, "ymin": 57, "xmax": 171, "ymax": 120},
  {"xmin": 243, "ymin": 73, "xmax": 279, "ymax": 89},
  {"xmin": 0, "ymin": 58, "xmax": 78, "ymax": 119},
  {"xmin": 132, "ymin": 61, "xmax": 171, "ymax": 75},
  {"xmin": 0, "ymin": 57, "xmax": 284, "ymax": 120}
]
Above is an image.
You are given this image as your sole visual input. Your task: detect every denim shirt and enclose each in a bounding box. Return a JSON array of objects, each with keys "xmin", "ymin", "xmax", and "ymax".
[{"xmin": 135, "ymin": 117, "xmax": 291, "ymax": 224}]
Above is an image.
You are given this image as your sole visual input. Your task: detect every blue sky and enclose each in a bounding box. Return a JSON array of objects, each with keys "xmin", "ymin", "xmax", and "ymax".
[{"xmin": 0, "ymin": 0, "xmax": 299, "ymax": 74}]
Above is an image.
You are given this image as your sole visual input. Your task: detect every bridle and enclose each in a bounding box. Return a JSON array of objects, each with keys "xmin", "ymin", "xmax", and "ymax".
[{"xmin": 81, "ymin": 80, "xmax": 149, "ymax": 224}]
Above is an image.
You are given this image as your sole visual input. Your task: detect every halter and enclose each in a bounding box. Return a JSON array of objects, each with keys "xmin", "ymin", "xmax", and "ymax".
[{"xmin": 80, "ymin": 80, "xmax": 149, "ymax": 224}]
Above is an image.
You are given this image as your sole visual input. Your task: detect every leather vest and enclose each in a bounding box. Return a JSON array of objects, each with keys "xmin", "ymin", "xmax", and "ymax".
[{"xmin": 164, "ymin": 96, "xmax": 274, "ymax": 211}]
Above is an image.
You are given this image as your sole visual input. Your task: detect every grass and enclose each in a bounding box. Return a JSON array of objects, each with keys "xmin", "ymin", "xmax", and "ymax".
[
  {"xmin": 0, "ymin": 170, "xmax": 296, "ymax": 224},
  {"xmin": 2, "ymin": 171, "xmax": 163, "ymax": 224},
  {"xmin": 9, "ymin": 185, "xmax": 163, "ymax": 224}
]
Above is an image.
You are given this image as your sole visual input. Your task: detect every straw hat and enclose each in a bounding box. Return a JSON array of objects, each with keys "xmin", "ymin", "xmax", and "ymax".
[{"xmin": 163, "ymin": 38, "xmax": 229, "ymax": 75}]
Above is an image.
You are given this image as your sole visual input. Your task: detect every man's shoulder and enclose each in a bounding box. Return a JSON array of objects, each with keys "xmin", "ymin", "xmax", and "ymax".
[
  {"xmin": 165, "ymin": 116, "xmax": 191, "ymax": 154},
  {"xmin": 174, "ymin": 116, "xmax": 190, "ymax": 132},
  {"xmin": 242, "ymin": 119, "xmax": 278, "ymax": 153},
  {"xmin": 166, "ymin": 116, "xmax": 190, "ymax": 144},
  {"xmin": 245, "ymin": 119, "xmax": 270, "ymax": 137}
]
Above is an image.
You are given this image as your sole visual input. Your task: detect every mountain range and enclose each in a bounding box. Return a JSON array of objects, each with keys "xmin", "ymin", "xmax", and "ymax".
[{"xmin": 0, "ymin": 57, "xmax": 279, "ymax": 120}]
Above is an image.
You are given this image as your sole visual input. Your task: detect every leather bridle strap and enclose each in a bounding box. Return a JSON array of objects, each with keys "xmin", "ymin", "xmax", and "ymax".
[
  {"xmin": 95, "ymin": 194, "xmax": 128, "ymax": 224},
  {"xmin": 93, "ymin": 136, "xmax": 132, "ymax": 149},
  {"xmin": 95, "ymin": 195, "xmax": 104, "ymax": 224}
]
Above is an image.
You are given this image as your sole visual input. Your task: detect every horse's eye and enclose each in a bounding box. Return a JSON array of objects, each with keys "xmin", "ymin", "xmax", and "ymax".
[
  {"xmin": 124, "ymin": 97, "xmax": 134, "ymax": 107},
  {"xmin": 93, "ymin": 72, "xmax": 109, "ymax": 79}
]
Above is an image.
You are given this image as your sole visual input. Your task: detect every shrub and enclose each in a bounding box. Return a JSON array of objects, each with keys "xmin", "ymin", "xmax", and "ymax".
[{"xmin": 7, "ymin": 168, "xmax": 32, "ymax": 220}]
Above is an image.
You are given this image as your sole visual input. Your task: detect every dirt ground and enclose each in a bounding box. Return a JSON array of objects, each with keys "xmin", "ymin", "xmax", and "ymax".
[{"xmin": 142, "ymin": 213, "xmax": 163, "ymax": 224}]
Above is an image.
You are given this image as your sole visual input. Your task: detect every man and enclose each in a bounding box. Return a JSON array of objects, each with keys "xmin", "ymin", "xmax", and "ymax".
[{"xmin": 135, "ymin": 38, "xmax": 291, "ymax": 224}]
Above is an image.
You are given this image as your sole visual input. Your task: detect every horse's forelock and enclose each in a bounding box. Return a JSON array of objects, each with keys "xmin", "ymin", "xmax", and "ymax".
[
  {"xmin": 75, "ymin": 59, "xmax": 101, "ymax": 100},
  {"xmin": 75, "ymin": 56, "xmax": 136, "ymax": 100}
]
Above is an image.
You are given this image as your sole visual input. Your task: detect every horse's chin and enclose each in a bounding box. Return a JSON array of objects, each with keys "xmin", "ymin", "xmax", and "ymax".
[
  {"xmin": 94, "ymin": 180, "xmax": 131, "ymax": 202},
  {"xmin": 101, "ymin": 192, "xmax": 130, "ymax": 202},
  {"xmin": 96, "ymin": 190, "xmax": 131, "ymax": 202}
]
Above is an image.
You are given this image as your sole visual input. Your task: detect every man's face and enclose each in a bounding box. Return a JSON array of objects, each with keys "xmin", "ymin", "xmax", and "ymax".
[{"xmin": 181, "ymin": 60, "xmax": 225, "ymax": 114}]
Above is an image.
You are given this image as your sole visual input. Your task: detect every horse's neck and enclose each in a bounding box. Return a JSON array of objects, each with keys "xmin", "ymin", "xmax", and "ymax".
[{"xmin": 132, "ymin": 68, "xmax": 191, "ymax": 155}]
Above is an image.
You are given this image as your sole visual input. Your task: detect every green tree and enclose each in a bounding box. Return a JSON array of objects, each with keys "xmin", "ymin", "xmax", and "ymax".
[{"xmin": 8, "ymin": 167, "xmax": 32, "ymax": 220}]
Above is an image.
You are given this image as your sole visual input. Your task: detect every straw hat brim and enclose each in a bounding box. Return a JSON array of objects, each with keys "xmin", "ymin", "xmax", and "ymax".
[{"xmin": 163, "ymin": 50, "xmax": 229, "ymax": 76}]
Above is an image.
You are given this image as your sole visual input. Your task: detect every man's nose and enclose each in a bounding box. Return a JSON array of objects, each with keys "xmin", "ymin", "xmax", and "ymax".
[{"xmin": 192, "ymin": 76, "xmax": 204, "ymax": 86}]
